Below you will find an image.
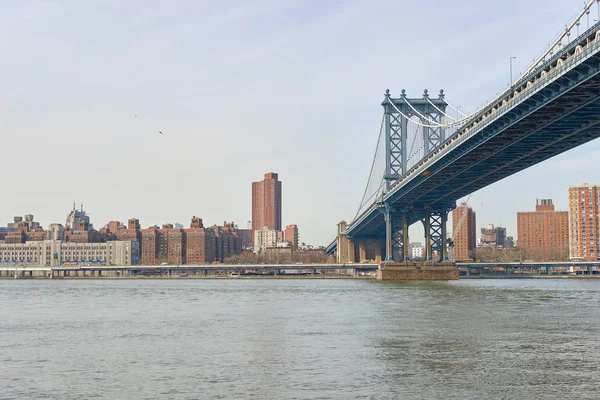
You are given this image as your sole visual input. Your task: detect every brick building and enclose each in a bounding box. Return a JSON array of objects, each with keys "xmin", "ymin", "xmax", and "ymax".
[
  {"xmin": 252, "ymin": 172, "xmax": 282, "ymax": 243},
  {"xmin": 284, "ymin": 224, "xmax": 299, "ymax": 249},
  {"xmin": 184, "ymin": 217, "xmax": 215, "ymax": 264},
  {"xmin": 140, "ymin": 226, "xmax": 159, "ymax": 265},
  {"xmin": 157, "ymin": 224, "xmax": 185, "ymax": 265},
  {"xmin": 4, "ymin": 215, "xmax": 47, "ymax": 244},
  {"xmin": 116, "ymin": 218, "xmax": 141, "ymax": 243},
  {"xmin": 568, "ymin": 184, "xmax": 600, "ymax": 260},
  {"xmin": 235, "ymin": 228, "xmax": 253, "ymax": 250},
  {"xmin": 517, "ymin": 199, "xmax": 568, "ymax": 256},
  {"xmin": 212, "ymin": 222, "xmax": 240, "ymax": 262},
  {"xmin": 451, "ymin": 203, "xmax": 476, "ymax": 261}
]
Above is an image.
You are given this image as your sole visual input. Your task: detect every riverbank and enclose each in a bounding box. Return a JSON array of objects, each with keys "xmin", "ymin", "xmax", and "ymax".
[
  {"xmin": 2, "ymin": 275, "xmax": 376, "ymax": 280},
  {"xmin": 462, "ymin": 275, "xmax": 600, "ymax": 279}
]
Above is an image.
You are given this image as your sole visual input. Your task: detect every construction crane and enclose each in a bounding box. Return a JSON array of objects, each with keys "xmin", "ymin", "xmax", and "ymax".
[{"xmin": 448, "ymin": 194, "xmax": 472, "ymax": 262}]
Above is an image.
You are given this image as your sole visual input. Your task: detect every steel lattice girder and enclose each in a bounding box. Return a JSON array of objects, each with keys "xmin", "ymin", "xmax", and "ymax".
[
  {"xmin": 391, "ymin": 212, "xmax": 404, "ymax": 261},
  {"xmin": 389, "ymin": 113, "xmax": 403, "ymax": 178}
]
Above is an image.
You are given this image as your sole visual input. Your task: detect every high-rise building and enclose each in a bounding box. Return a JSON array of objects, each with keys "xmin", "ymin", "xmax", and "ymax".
[
  {"xmin": 140, "ymin": 227, "xmax": 159, "ymax": 265},
  {"xmin": 568, "ymin": 184, "xmax": 600, "ymax": 260},
  {"xmin": 252, "ymin": 173, "xmax": 282, "ymax": 242},
  {"xmin": 158, "ymin": 224, "xmax": 185, "ymax": 265},
  {"xmin": 451, "ymin": 203, "xmax": 476, "ymax": 261},
  {"xmin": 184, "ymin": 216, "xmax": 215, "ymax": 264},
  {"xmin": 517, "ymin": 199, "xmax": 568, "ymax": 256},
  {"xmin": 284, "ymin": 224, "xmax": 299, "ymax": 249},
  {"xmin": 212, "ymin": 222, "xmax": 241, "ymax": 261}
]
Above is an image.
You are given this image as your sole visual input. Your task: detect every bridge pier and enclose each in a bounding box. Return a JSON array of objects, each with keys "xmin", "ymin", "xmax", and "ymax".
[{"xmin": 358, "ymin": 241, "xmax": 367, "ymax": 262}]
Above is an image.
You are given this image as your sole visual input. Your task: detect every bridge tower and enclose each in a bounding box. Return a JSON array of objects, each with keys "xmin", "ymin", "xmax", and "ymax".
[
  {"xmin": 381, "ymin": 88, "xmax": 448, "ymax": 190},
  {"xmin": 379, "ymin": 89, "xmax": 453, "ymax": 265}
]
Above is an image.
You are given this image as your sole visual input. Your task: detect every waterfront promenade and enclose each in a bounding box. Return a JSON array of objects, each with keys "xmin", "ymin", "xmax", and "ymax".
[
  {"xmin": 0, "ymin": 264, "xmax": 378, "ymax": 279},
  {"xmin": 2, "ymin": 262, "xmax": 600, "ymax": 279}
]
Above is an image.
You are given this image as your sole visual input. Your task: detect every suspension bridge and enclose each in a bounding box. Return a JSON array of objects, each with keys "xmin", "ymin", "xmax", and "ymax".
[{"xmin": 326, "ymin": 1, "xmax": 600, "ymax": 279}]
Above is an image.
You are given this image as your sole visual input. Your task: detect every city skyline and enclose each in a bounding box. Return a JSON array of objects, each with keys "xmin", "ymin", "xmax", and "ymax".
[{"xmin": 0, "ymin": 0, "xmax": 594, "ymax": 246}]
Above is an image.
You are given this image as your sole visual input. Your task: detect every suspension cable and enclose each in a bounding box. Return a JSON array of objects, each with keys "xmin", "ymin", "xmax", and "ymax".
[
  {"xmin": 519, "ymin": 0, "xmax": 598, "ymax": 85},
  {"xmin": 425, "ymin": 97, "xmax": 458, "ymax": 122},
  {"xmin": 355, "ymin": 114, "xmax": 385, "ymax": 218},
  {"xmin": 406, "ymin": 121, "xmax": 421, "ymax": 164},
  {"xmin": 387, "ymin": 100, "xmax": 437, "ymax": 128},
  {"xmin": 403, "ymin": 98, "xmax": 443, "ymax": 126},
  {"xmin": 388, "ymin": 98, "xmax": 465, "ymax": 129},
  {"xmin": 443, "ymin": 100, "xmax": 469, "ymax": 118}
]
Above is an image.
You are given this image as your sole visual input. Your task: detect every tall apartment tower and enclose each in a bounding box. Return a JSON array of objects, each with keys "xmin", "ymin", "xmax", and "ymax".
[
  {"xmin": 252, "ymin": 172, "xmax": 282, "ymax": 239},
  {"xmin": 517, "ymin": 199, "xmax": 568, "ymax": 256},
  {"xmin": 568, "ymin": 184, "xmax": 600, "ymax": 260},
  {"xmin": 451, "ymin": 203, "xmax": 476, "ymax": 261}
]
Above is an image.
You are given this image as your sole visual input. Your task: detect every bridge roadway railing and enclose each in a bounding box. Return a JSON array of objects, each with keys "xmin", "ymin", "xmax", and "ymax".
[{"xmin": 348, "ymin": 25, "xmax": 600, "ymax": 233}]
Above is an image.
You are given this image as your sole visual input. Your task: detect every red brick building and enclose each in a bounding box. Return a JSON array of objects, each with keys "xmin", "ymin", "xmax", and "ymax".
[
  {"xmin": 140, "ymin": 227, "xmax": 159, "ymax": 265},
  {"xmin": 116, "ymin": 218, "xmax": 141, "ymax": 243},
  {"xmin": 158, "ymin": 224, "xmax": 185, "ymax": 265},
  {"xmin": 452, "ymin": 203, "xmax": 477, "ymax": 261},
  {"xmin": 568, "ymin": 184, "xmax": 600, "ymax": 260},
  {"xmin": 184, "ymin": 217, "xmax": 215, "ymax": 264},
  {"xmin": 252, "ymin": 172, "xmax": 282, "ymax": 243},
  {"xmin": 284, "ymin": 224, "xmax": 299, "ymax": 249},
  {"xmin": 517, "ymin": 199, "xmax": 568, "ymax": 256}
]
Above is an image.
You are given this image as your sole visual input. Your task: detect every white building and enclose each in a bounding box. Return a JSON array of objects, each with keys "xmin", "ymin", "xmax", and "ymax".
[
  {"xmin": 254, "ymin": 227, "xmax": 283, "ymax": 252},
  {"xmin": 410, "ymin": 242, "xmax": 424, "ymax": 259},
  {"xmin": 48, "ymin": 224, "xmax": 65, "ymax": 241},
  {"xmin": 0, "ymin": 240, "xmax": 133, "ymax": 266}
]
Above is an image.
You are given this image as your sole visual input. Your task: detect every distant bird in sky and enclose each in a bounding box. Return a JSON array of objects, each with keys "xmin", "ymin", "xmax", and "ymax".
[
  {"xmin": 134, "ymin": 114, "xmax": 138, "ymax": 118},
  {"xmin": 159, "ymin": 131, "xmax": 163, "ymax": 135}
]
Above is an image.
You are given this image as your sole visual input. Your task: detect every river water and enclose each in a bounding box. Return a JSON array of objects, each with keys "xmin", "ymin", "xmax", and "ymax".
[{"xmin": 1, "ymin": 279, "xmax": 599, "ymax": 399}]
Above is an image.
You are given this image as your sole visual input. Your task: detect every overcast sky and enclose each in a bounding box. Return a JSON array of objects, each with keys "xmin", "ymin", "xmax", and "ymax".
[{"xmin": 0, "ymin": 0, "xmax": 597, "ymax": 245}]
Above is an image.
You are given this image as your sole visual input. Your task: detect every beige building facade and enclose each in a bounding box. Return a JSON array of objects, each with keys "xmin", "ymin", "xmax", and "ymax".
[
  {"xmin": 0, "ymin": 240, "xmax": 133, "ymax": 266},
  {"xmin": 254, "ymin": 228, "xmax": 284, "ymax": 252}
]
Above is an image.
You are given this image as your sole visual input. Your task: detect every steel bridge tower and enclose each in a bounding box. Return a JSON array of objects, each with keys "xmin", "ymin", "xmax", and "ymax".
[{"xmin": 378, "ymin": 89, "xmax": 455, "ymax": 264}]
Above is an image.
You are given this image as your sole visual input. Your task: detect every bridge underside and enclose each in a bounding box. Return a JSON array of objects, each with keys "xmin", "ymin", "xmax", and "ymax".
[{"xmin": 350, "ymin": 58, "xmax": 600, "ymax": 239}]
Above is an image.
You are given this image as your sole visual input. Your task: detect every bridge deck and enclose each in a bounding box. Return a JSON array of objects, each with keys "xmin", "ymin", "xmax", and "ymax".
[{"xmin": 348, "ymin": 25, "xmax": 600, "ymax": 239}]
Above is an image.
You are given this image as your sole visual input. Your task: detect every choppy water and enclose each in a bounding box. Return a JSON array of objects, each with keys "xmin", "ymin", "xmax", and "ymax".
[{"xmin": 1, "ymin": 279, "xmax": 599, "ymax": 399}]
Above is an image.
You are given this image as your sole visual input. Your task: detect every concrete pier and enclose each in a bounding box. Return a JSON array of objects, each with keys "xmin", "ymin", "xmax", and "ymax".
[{"xmin": 377, "ymin": 262, "xmax": 458, "ymax": 280}]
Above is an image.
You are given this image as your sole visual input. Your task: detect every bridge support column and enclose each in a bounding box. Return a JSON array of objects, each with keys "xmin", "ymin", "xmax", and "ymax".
[
  {"xmin": 423, "ymin": 208, "xmax": 432, "ymax": 261},
  {"xmin": 336, "ymin": 221, "xmax": 355, "ymax": 264},
  {"xmin": 424, "ymin": 204, "xmax": 454, "ymax": 263},
  {"xmin": 384, "ymin": 205, "xmax": 393, "ymax": 262},
  {"xmin": 358, "ymin": 241, "xmax": 367, "ymax": 262},
  {"xmin": 374, "ymin": 241, "xmax": 383, "ymax": 263},
  {"xmin": 403, "ymin": 213, "xmax": 410, "ymax": 261},
  {"xmin": 347, "ymin": 240, "xmax": 356, "ymax": 263}
]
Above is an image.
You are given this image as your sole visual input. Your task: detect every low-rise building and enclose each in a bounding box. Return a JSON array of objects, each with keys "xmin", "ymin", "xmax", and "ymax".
[{"xmin": 0, "ymin": 240, "xmax": 133, "ymax": 266}]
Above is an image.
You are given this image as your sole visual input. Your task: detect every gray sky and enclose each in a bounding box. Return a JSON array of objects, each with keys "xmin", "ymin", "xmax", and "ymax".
[{"xmin": 0, "ymin": 0, "xmax": 595, "ymax": 245}]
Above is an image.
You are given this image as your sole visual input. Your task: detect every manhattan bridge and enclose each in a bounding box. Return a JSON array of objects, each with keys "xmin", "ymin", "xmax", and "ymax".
[{"xmin": 326, "ymin": 0, "xmax": 600, "ymax": 279}]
